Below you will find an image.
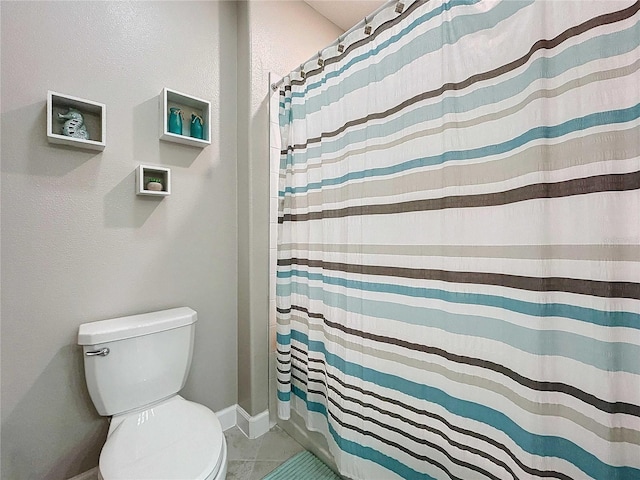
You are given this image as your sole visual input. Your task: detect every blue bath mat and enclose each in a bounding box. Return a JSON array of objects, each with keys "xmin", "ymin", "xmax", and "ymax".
[{"xmin": 262, "ymin": 450, "xmax": 342, "ymax": 479}]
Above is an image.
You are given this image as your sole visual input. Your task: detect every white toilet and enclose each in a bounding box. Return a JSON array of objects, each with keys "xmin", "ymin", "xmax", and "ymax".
[{"xmin": 78, "ymin": 307, "xmax": 227, "ymax": 480}]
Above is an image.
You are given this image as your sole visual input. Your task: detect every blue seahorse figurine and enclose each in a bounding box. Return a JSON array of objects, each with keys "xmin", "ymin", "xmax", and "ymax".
[{"xmin": 58, "ymin": 108, "xmax": 89, "ymax": 140}]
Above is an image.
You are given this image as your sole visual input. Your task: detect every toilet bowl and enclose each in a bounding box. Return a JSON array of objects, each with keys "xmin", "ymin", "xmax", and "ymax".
[
  {"xmin": 99, "ymin": 396, "xmax": 227, "ymax": 480},
  {"xmin": 78, "ymin": 307, "xmax": 227, "ymax": 480}
]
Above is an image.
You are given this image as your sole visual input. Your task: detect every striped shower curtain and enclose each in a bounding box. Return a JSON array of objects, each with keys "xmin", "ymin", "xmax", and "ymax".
[{"xmin": 276, "ymin": 0, "xmax": 640, "ymax": 478}]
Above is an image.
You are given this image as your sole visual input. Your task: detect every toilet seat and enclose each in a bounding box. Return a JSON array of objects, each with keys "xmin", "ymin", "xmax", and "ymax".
[{"xmin": 99, "ymin": 395, "xmax": 225, "ymax": 480}]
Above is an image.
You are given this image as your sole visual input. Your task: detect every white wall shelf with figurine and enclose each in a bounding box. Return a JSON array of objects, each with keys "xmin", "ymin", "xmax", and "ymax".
[
  {"xmin": 159, "ymin": 87, "xmax": 211, "ymax": 148},
  {"xmin": 136, "ymin": 165, "xmax": 171, "ymax": 197},
  {"xmin": 47, "ymin": 91, "xmax": 106, "ymax": 151}
]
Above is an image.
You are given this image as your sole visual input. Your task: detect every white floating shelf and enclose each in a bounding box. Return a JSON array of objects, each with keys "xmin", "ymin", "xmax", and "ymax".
[
  {"xmin": 159, "ymin": 87, "xmax": 211, "ymax": 147},
  {"xmin": 136, "ymin": 165, "xmax": 171, "ymax": 197},
  {"xmin": 47, "ymin": 91, "xmax": 106, "ymax": 151}
]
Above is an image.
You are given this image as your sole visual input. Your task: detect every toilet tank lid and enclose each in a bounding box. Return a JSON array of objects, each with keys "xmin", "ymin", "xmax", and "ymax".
[{"xmin": 77, "ymin": 307, "xmax": 197, "ymax": 345}]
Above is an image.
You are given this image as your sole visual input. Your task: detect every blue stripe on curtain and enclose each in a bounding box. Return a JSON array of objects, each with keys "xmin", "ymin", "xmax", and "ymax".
[
  {"xmin": 279, "ymin": 282, "xmax": 639, "ymax": 373},
  {"xmin": 281, "ymin": 103, "xmax": 640, "ymax": 194},
  {"xmin": 278, "ymin": 271, "xmax": 640, "ymax": 329},
  {"xmin": 284, "ymin": 17, "xmax": 639, "ymax": 121},
  {"xmin": 282, "ymin": 20, "xmax": 640, "ymax": 166}
]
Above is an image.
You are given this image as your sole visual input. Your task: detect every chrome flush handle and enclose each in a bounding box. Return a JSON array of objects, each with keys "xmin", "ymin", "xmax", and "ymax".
[{"xmin": 85, "ymin": 347, "xmax": 110, "ymax": 357}]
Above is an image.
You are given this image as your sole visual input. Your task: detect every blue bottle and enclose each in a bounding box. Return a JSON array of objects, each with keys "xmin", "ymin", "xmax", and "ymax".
[
  {"xmin": 190, "ymin": 114, "xmax": 204, "ymax": 139},
  {"xmin": 168, "ymin": 107, "xmax": 183, "ymax": 135}
]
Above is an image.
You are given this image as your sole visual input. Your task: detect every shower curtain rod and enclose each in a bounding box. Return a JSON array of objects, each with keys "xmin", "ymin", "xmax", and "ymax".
[{"xmin": 271, "ymin": 0, "xmax": 397, "ymax": 91}]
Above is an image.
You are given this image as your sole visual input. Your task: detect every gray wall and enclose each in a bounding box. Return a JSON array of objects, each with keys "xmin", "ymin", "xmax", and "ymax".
[
  {"xmin": 1, "ymin": 2, "xmax": 238, "ymax": 479},
  {"xmin": 236, "ymin": 0, "xmax": 342, "ymax": 416},
  {"xmin": 1, "ymin": 0, "xmax": 343, "ymax": 477}
]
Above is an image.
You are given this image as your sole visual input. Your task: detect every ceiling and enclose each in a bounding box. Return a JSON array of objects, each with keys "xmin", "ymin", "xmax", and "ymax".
[{"xmin": 304, "ymin": 0, "xmax": 388, "ymax": 32}]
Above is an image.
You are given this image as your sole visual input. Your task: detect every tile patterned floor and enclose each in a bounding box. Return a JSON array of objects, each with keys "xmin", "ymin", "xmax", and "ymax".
[{"xmin": 224, "ymin": 425, "xmax": 305, "ymax": 480}]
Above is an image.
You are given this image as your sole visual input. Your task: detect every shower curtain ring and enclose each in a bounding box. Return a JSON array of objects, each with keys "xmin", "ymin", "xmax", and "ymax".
[
  {"xmin": 317, "ymin": 51, "xmax": 324, "ymax": 67},
  {"xmin": 299, "ymin": 63, "xmax": 305, "ymax": 79},
  {"xmin": 364, "ymin": 16, "xmax": 372, "ymax": 35},
  {"xmin": 395, "ymin": 1, "xmax": 405, "ymax": 13},
  {"xmin": 337, "ymin": 36, "xmax": 345, "ymax": 53}
]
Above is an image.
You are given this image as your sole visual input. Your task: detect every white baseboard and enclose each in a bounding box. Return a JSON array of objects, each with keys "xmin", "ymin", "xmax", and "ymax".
[
  {"xmin": 217, "ymin": 403, "xmax": 270, "ymax": 439},
  {"xmin": 215, "ymin": 404, "xmax": 238, "ymax": 431},
  {"xmin": 67, "ymin": 467, "xmax": 98, "ymax": 480},
  {"xmin": 236, "ymin": 405, "xmax": 270, "ymax": 439}
]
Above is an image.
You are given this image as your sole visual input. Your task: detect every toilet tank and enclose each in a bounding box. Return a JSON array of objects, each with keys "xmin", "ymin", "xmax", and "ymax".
[{"xmin": 77, "ymin": 307, "xmax": 197, "ymax": 416}]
